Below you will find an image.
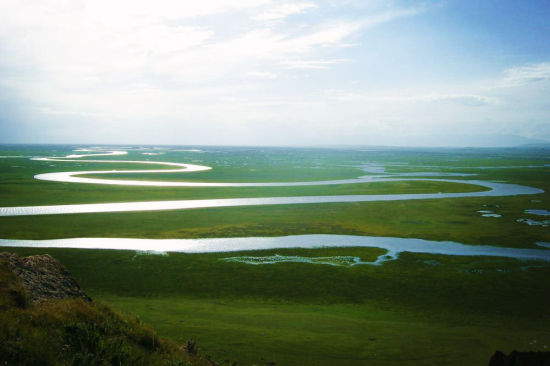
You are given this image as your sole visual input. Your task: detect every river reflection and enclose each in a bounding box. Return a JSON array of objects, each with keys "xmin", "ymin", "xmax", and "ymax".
[{"xmin": 1, "ymin": 235, "xmax": 549, "ymax": 264}]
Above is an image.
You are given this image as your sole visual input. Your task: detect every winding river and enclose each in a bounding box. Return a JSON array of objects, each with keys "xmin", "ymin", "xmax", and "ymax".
[
  {"xmin": 0, "ymin": 150, "xmax": 543, "ymax": 216},
  {"xmin": 1, "ymin": 235, "xmax": 549, "ymax": 264},
  {"xmin": 0, "ymin": 149, "xmax": 548, "ymax": 264}
]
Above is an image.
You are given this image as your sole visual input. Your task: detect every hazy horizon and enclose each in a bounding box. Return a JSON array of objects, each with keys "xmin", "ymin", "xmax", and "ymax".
[
  {"xmin": 2, "ymin": 137, "xmax": 550, "ymax": 149},
  {"xmin": 1, "ymin": 1, "xmax": 549, "ymax": 147}
]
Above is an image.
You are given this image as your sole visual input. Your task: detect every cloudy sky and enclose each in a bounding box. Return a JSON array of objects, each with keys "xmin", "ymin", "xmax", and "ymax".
[{"xmin": 1, "ymin": 0, "xmax": 549, "ymax": 147}]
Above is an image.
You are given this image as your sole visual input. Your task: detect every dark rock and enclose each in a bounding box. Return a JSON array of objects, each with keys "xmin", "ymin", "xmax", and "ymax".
[
  {"xmin": 490, "ymin": 351, "xmax": 507, "ymax": 366},
  {"xmin": 489, "ymin": 350, "xmax": 550, "ymax": 366},
  {"xmin": 0, "ymin": 252, "xmax": 92, "ymax": 303}
]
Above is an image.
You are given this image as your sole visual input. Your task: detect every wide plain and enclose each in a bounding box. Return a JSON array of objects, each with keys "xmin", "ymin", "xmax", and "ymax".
[{"xmin": 1, "ymin": 145, "xmax": 549, "ymax": 365}]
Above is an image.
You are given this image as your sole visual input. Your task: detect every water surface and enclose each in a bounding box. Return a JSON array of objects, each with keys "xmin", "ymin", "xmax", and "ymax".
[
  {"xmin": 1, "ymin": 235, "xmax": 549, "ymax": 264},
  {"xmin": 0, "ymin": 149, "xmax": 543, "ymax": 217},
  {"xmin": 525, "ymin": 209, "xmax": 550, "ymax": 216}
]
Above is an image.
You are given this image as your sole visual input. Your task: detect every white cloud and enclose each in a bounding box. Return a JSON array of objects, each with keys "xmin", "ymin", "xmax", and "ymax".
[
  {"xmin": 499, "ymin": 62, "xmax": 550, "ymax": 87},
  {"xmin": 7, "ymin": 1, "xmax": 545, "ymax": 146},
  {"xmin": 325, "ymin": 89, "xmax": 499, "ymax": 106},
  {"xmin": 280, "ymin": 58, "xmax": 351, "ymax": 69},
  {"xmin": 253, "ymin": 2, "xmax": 317, "ymax": 22},
  {"xmin": 386, "ymin": 93, "xmax": 499, "ymax": 106},
  {"xmin": 246, "ymin": 71, "xmax": 279, "ymax": 79},
  {"xmin": 0, "ymin": 2, "xmax": 367, "ymax": 90}
]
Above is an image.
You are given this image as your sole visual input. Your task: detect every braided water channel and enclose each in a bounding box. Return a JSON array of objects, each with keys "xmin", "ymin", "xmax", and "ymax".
[
  {"xmin": 0, "ymin": 150, "xmax": 543, "ymax": 216},
  {"xmin": 0, "ymin": 149, "xmax": 548, "ymax": 265}
]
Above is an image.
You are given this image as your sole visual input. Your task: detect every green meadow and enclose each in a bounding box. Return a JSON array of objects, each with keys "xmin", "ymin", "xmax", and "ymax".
[
  {"xmin": 1, "ymin": 144, "xmax": 550, "ymax": 365},
  {"xmin": 4, "ymin": 246, "xmax": 550, "ymax": 366}
]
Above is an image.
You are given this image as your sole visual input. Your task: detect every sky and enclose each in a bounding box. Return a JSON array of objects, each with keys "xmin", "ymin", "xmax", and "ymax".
[{"xmin": 1, "ymin": 0, "xmax": 549, "ymax": 147}]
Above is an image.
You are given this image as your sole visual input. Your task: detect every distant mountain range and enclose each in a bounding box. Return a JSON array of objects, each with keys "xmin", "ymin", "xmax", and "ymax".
[{"xmin": 391, "ymin": 133, "xmax": 550, "ymax": 148}]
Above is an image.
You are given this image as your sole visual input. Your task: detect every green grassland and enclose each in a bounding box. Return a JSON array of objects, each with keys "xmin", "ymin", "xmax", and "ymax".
[
  {"xmin": 0, "ymin": 145, "xmax": 496, "ymax": 206},
  {"xmin": 0, "ymin": 178, "xmax": 486, "ymax": 207},
  {"xmin": 1, "ymin": 144, "xmax": 550, "ymax": 365},
  {"xmin": 1, "ymin": 194, "xmax": 548, "ymax": 248},
  {"xmin": 1, "ymin": 145, "xmax": 547, "ymax": 207},
  {"xmin": 1, "ymin": 146, "xmax": 549, "ymax": 248},
  {"xmin": 2, "ymin": 246, "xmax": 550, "ymax": 365}
]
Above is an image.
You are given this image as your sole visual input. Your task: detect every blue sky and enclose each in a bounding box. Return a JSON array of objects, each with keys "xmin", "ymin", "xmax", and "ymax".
[{"xmin": 1, "ymin": 0, "xmax": 549, "ymax": 146}]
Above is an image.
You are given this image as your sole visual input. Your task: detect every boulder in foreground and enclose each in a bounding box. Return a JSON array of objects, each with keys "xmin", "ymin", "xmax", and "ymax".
[
  {"xmin": 0, "ymin": 252, "xmax": 216, "ymax": 366},
  {"xmin": 0, "ymin": 252, "xmax": 91, "ymax": 303}
]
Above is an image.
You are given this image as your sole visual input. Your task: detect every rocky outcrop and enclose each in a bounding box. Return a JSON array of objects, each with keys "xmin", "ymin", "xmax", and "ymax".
[
  {"xmin": 490, "ymin": 350, "xmax": 550, "ymax": 366},
  {"xmin": 0, "ymin": 252, "xmax": 91, "ymax": 303}
]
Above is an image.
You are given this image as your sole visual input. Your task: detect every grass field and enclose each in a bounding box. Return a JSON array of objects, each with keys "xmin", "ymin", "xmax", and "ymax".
[
  {"xmin": 3, "ymin": 246, "xmax": 550, "ymax": 365},
  {"xmin": 1, "ymin": 196, "xmax": 548, "ymax": 248},
  {"xmin": 1, "ymin": 144, "xmax": 549, "ymax": 365}
]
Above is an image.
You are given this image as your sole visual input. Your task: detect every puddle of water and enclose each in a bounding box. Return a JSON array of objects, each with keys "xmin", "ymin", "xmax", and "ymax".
[
  {"xmin": 521, "ymin": 265, "xmax": 546, "ymax": 272},
  {"xmin": 517, "ymin": 218, "xmax": 550, "ymax": 227},
  {"xmin": 422, "ymin": 260, "xmax": 441, "ymax": 266},
  {"xmin": 496, "ymin": 268, "xmax": 512, "ymax": 273},
  {"xmin": 220, "ymin": 254, "xmax": 384, "ymax": 266},
  {"xmin": 477, "ymin": 210, "xmax": 502, "ymax": 218},
  {"xmin": 360, "ymin": 164, "xmax": 386, "ymax": 174},
  {"xmin": 525, "ymin": 209, "xmax": 550, "ymax": 216}
]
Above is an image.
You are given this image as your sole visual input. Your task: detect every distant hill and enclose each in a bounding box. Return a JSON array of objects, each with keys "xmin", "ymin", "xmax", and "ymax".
[
  {"xmin": 427, "ymin": 133, "xmax": 550, "ymax": 148},
  {"xmin": 0, "ymin": 252, "xmax": 216, "ymax": 366},
  {"xmin": 316, "ymin": 134, "xmax": 550, "ymax": 149}
]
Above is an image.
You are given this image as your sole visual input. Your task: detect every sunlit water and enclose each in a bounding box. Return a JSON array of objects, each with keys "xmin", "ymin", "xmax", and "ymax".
[
  {"xmin": 0, "ymin": 149, "xmax": 544, "ymax": 218},
  {"xmin": 1, "ymin": 235, "xmax": 549, "ymax": 264},
  {"xmin": 477, "ymin": 210, "xmax": 502, "ymax": 218},
  {"xmin": 0, "ymin": 178, "xmax": 542, "ymax": 216},
  {"xmin": 525, "ymin": 209, "xmax": 550, "ymax": 216},
  {"xmin": 517, "ymin": 218, "xmax": 550, "ymax": 227},
  {"xmin": 1, "ymin": 149, "xmax": 548, "ymax": 264}
]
